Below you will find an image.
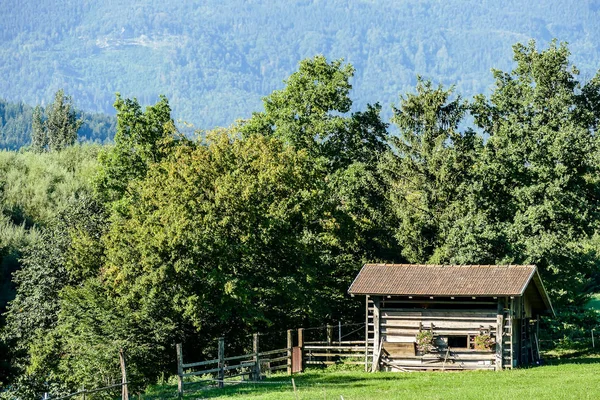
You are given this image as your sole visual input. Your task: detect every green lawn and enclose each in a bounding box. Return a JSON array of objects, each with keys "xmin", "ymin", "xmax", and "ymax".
[{"xmin": 145, "ymin": 354, "xmax": 600, "ymax": 400}]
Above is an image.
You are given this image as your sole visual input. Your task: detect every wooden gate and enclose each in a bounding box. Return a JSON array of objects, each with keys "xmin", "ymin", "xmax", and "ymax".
[{"xmin": 292, "ymin": 346, "xmax": 303, "ymax": 373}]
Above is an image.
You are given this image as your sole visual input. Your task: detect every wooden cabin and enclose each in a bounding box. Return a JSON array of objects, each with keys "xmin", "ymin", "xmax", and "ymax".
[{"xmin": 348, "ymin": 264, "xmax": 554, "ymax": 371}]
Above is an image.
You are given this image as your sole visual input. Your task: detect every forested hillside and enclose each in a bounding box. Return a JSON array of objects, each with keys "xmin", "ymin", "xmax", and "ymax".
[
  {"xmin": 2, "ymin": 42, "xmax": 600, "ymax": 398},
  {"xmin": 0, "ymin": 145, "xmax": 100, "ymax": 334},
  {"xmin": 0, "ymin": 98, "xmax": 116, "ymax": 150},
  {"xmin": 1, "ymin": 0, "xmax": 600, "ymax": 129}
]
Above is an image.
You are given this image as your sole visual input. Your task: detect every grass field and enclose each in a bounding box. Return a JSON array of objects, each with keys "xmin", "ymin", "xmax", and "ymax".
[{"xmin": 145, "ymin": 354, "xmax": 600, "ymax": 400}]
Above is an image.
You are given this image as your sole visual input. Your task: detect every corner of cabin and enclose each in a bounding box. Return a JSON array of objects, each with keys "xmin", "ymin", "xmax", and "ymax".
[{"xmin": 348, "ymin": 264, "xmax": 553, "ymax": 371}]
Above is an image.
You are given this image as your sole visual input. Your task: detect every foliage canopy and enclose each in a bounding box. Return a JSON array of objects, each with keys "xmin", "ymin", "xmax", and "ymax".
[{"xmin": 2, "ymin": 42, "xmax": 600, "ymax": 398}]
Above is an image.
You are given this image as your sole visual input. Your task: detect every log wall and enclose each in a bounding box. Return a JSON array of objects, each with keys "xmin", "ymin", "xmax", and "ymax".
[{"xmin": 366, "ymin": 296, "xmax": 514, "ymax": 371}]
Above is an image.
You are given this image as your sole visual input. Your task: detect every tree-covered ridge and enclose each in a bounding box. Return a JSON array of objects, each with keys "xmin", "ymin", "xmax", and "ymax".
[
  {"xmin": 0, "ymin": 97, "xmax": 116, "ymax": 150},
  {"xmin": 1, "ymin": 1, "xmax": 600, "ymax": 129},
  {"xmin": 1, "ymin": 42, "xmax": 600, "ymax": 398}
]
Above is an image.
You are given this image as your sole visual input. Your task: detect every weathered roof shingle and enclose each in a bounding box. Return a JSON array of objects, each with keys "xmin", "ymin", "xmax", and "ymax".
[{"xmin": 348, "ymin": 264, "xmax": 536, "ymax": 296}]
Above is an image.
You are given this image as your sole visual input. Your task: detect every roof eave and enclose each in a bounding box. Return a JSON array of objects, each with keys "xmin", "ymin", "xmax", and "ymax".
[
  {"xmin": 348, "ymin": 292, "xmax": 524, "ymax": 297},
  {"xmin": 532, "ymin": 269, "xmax": 555, "ymax": 316},
  {"xmin": 347, "ymin": 264, "xmax": 368, "ymax": 295}
]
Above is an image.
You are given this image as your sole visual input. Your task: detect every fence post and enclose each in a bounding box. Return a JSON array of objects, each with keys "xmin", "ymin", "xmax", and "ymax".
[
  {"xmin": 327, "ymin": 324, "xmax": 333, "ymax": 362},
  {"xmin": 218, "ymin": 337, "xmax": 225, "ymax": 389},
  {"xmin": 338, "ymin": 321, "xmax": 342, "ymax": 344},
  {"xmin": 297, "ymin": 328, "xmax": 304, "ymax": 373},
  {"xmin": 592, "ymin": 329, "xmax": 595, "ymax": 348},
  {"xmin": 253, "ymin": 333, "xmax": 261, "ymax": 381},
  {"xmin": 120, "ymin": 349, "xmax": 129, "ymax": 400},
  {"xmin": 287, "ymin": 329, "xmax": 293, "ymax": 375},
  {"xmin": 176, "ymin": 343, "xmax": 183, "ymax": 399}
]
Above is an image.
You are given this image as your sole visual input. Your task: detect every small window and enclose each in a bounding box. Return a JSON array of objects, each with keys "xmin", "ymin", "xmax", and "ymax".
[{"xmin": 447, "ymin": 336, "xmax": 468, "ymax": 348}]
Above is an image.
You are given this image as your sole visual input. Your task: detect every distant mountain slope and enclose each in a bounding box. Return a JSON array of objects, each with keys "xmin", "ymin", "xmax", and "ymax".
[{"xmin": 1, "ymin": 0, "xmax": 599, "ymax": 129}]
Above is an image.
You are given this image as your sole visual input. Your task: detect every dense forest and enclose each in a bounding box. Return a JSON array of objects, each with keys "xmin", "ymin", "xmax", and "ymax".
[
  {"xmin": 1, "ymin": 0, "xmax": 600, "ymax": 128},
  {"xmin": 2, "ymin": 41, "xmax": 600, "ymax": 398},
  {"xmin": 0, "ymin": 98, "xmax": 116, "ymax": 150}
]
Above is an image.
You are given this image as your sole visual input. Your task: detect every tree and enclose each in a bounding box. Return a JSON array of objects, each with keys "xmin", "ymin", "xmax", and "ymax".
[
  {"xmin": 100, "ymin": 131, "xmax": 330, "ymax": 342},
  {"xmin": 30, "ymin": 106, "xmax": 46, "ymax": 152},
  {"xmin": 242, "ymin": 56, "xmax": 389, "ymax": 170},
  {"xmin": 471, "ymin": 40, "xmax": 600, "ymax": 305},
  {"xmin": 241, "ymin": 56, "xmax": 397, "ymax": 318},
  {"xmin": 1, "ymin": 196, "xmax": 107, "ymax": 398},
  {"xmin": 46, "ymin": 90, "xmax": 83, "ymax": 151},
  {"xmin": 30, "ymin": 90, "xmax": 83, "ymax": 152},
  {"xmin": 95, "ymin": 94, "xmax": 177, "ymax": 205},
  {"xmin": 0, "ymin": 217, "xmax": 41, "ymax": 388},
  {"xmin": 382, "ymin": 79, "xmax": 481, "ymax": 263}
]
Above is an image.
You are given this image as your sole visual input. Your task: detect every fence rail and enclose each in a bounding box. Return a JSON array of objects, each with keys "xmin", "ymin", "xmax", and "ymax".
[
  {"xmin": 176, "ymin": 332, "xmax": 294, "ymax": 398},
  {"xmin": 43, "ymin": 349, "xmax": 129, "ymax": 400},
  {"xmin": 304, "ymin": 341, "xmax": 371, "ymax": 367},
  {"xmin": 175, "ymin": 323, "xmax": 370, "ymax": 396},
  {"xmin": 45, "ymin": 382, "xmax": 128, "ymax": 400}
]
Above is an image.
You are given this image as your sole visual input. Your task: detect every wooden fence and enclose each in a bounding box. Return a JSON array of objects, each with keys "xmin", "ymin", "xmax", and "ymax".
[
  {"xmin": 176, "ymin": 324, "xmax": 370, "ymax": 395},
  {"xmin": 301, "ymin": 323, "xmax": 371, "ymax": 370},
  {"xmin": 176, "ymin": 332, "xmax": 293, "ymax": 397},
  {"xmin": 304, "ymin": 341, "xmax": 369, "ymax": 367},
  {"xmin": 44, "ymin": 383, "xmax": 128, "ymax": 400},
  {"xmin": 42, "ymin": 349, "xmax": 129, "ymax": 400}
]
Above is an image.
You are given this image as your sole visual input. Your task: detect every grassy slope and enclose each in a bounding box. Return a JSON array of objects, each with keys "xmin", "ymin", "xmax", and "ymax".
[
  {"xmin": 0, "ymin": 145, "xmax": 100, "ymax": 315},
  {"xmin": 146, "ymin": 356, "xmax": 600, "ymax": 400}
]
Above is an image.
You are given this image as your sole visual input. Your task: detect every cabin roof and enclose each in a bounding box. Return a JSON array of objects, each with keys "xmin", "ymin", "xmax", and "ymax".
[{"xmin": 348, "ymin": 264, "xmax": 553, "ymax": 313}]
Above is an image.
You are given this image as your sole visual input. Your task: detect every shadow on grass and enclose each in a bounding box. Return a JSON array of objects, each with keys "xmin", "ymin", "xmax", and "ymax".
[
  {"xmin": 144, "ymin": 353, "xmax": 600, "ymax": 399},
  {"xmin": 170, "ymin": 370, "xmax": 420, "ymax": 399},
  {"xmin": 544, "ymin": 353, "xmax": 600, "ymax": 366}
]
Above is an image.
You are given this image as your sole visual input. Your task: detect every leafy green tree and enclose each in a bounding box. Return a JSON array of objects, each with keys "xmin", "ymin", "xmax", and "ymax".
[
  {"xmin": 241, "ymin": 56, "xmax": 397, "ymax": 319},
  {"xmin": 30, "ymin": 106, "xmax": 46, "ymax": 152},
  {"xmin": 101, "ymin": 131, "xmax": 329, "ymax": 341},
  {"xmin": 242, "ymin": 56, "xmax": 389, "ymax": 170},
  {"xmin": 30, "ymin": 90, "xmax": 83, "ymax": 152},
  {"xmin": 242, "ymin": 56, "xmax": 353, "ymax": 154},
  {"xmin": 1, "ymin": 196, "xmax": 107, "ymax": 398},
  {"xmin": 21, "ymin": 277, "xmax": 166, "ymax": 397},
  {"xmin": 95, "ymin": 94, "xmax": 177, "ymax": 205},
  {"xmin": 471, "ymin": 40, "xmax": 600, "ymax": 304},
  {"xmin": 382, "ymin": 79, "xmax": 481, "ymax": 263},
  {"xmin": 0, "ymin": 217, "xmax": 41, "ymax": 387}
]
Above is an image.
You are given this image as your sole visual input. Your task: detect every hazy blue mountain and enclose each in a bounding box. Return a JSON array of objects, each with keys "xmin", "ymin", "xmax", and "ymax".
[{"xmin": 1, "ymin": 0, "xmax": 599, "ymax": 130}]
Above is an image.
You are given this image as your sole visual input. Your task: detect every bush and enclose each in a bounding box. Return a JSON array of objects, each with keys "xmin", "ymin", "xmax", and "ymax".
[
  {"xmin": 473, "ymin": 334, "xmax": 494, "ymax": 350},
  {"xmin": 415, "ymin": 330, "xmax": 434, "ymax": 353},
  {"xmin": 540, "ymin": 307, "xmax": 600, "ymax": 350}
]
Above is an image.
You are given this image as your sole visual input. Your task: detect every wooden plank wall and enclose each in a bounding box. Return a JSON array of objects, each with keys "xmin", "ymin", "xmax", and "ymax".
[
  {"xmin": 365, "ymin": 296, "xmax": 375, "ymax": 371},
  {"xmin": 367, "ymin": 296, "xmax": 503, "ymax": 371}
]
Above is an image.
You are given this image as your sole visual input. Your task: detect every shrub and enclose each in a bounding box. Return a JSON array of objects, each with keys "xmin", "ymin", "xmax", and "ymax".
[
  {"xmin": 473, "ymin": 334, "xmax": 495, "ymax": 350},
  {"xmin": 540, "ymin": 307, "xmax": 600, "ymax": 351},
  {"xmin": 415, "ymin": 330, "xmax": 434, "ymax": 353}
]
